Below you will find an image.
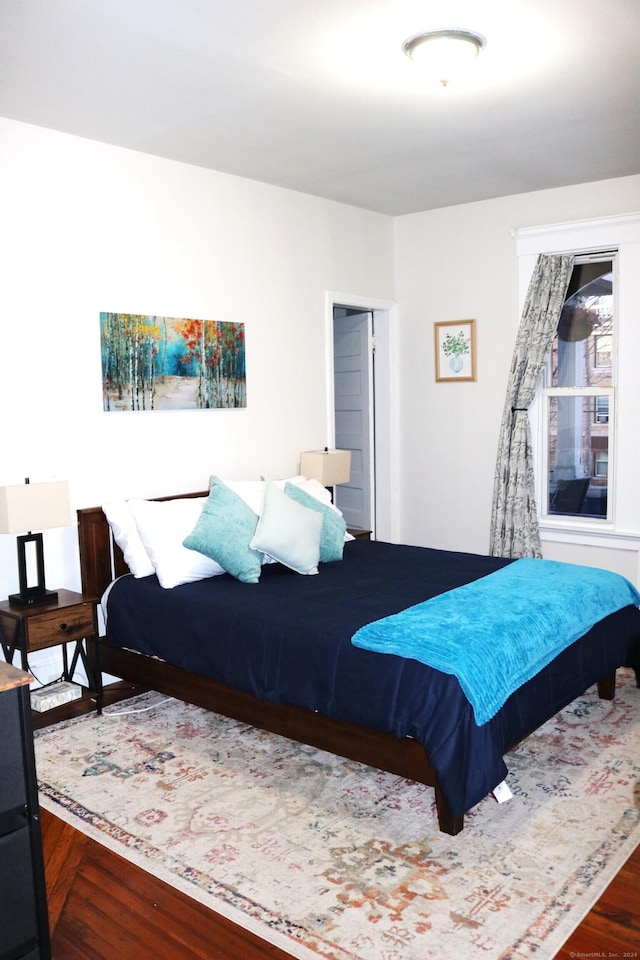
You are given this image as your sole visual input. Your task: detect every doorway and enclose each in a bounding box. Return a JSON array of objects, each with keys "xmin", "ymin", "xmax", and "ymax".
[
  {"xmin": 328, "ymin": 294, "xmax": 398, "ymax": 542},
  {"xmin": 333, "ymin": 307, "xmax": 373, "ymax": 531}
]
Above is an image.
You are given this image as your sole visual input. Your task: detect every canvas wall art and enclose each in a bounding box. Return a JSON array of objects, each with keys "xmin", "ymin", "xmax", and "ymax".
[{"xmin": 101, "ymin": 313, "xmax": 246, "ymax": 411}]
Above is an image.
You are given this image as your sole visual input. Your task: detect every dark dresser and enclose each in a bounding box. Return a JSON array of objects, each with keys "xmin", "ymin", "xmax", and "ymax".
[{"xmin": 0, "ymin": 662, "xmax": 51, "ymax": 960}]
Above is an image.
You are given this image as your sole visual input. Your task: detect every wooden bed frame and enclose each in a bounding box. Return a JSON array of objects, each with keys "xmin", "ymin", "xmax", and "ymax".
[{"xmin": 77, "ymin": 493, "xmax": 616, "ymax": 837}]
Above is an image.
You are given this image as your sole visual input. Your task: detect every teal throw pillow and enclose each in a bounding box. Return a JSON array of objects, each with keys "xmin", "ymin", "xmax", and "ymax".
[
  {"xmin": 183, "ymin": 476, "xmax": 262, "ymax": 584},
  {"xmin": 285, "ymin": 481, "xmax": 347, "ymax": 563}
]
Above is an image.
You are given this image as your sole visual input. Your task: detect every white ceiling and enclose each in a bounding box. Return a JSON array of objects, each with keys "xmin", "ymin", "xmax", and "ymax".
[{"xmin": 2, "ymin": 0, "xmax": 639, "ymax": 215}]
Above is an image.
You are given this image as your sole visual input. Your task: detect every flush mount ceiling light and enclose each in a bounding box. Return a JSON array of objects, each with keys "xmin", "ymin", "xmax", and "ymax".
[{"xmin": 403, "ymin": 29, "xmax": 486, "ymax": 86}]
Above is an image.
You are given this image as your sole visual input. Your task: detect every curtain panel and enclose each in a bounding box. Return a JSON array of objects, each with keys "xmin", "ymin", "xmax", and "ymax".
[{"xmin": 489, "ymin": 254, "xmax": 574, "ymax": 559}]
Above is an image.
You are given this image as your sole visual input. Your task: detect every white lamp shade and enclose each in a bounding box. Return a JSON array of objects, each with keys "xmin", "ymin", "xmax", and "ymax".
[
  {"xmin": 0, "ymin": 481, "xmax": 72, "ymax": 534},
  {"xmin": 300, "ymin": 450, "xmax": 351, "ymax": 486}
]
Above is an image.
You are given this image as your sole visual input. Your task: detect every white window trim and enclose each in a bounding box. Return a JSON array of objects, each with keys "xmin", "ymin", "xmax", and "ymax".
[{"xmin": 512, "ymin": 212, "xmax": 640, "ymax": 551}]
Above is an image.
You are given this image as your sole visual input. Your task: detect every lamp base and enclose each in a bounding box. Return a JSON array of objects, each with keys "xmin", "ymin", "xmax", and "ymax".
[
  {"xmin": 9, "ymin": 589, "xmax": 59, "ymax": 608},
  {"xmin": 10, "ymin": 531, "xmax": 58, "ymax": 607}
]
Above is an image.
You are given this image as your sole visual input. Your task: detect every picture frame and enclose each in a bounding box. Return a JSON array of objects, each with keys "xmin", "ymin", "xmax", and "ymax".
[
  {"xmin": 434, "ymin": 319, "xmax": 477, "ymax": 382},
  {"xmin": 100, "ymin": 312, "xmax": 247, "ymax": 411}
]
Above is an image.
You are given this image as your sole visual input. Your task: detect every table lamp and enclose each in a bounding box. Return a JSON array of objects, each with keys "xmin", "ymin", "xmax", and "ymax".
[
  {"xmin": 299, "ymin": 448, "xmax": 351, "ymax": 493},
  {"xmin": 0, "ymin": 478, "xmax": 72, "ymax": 606}
]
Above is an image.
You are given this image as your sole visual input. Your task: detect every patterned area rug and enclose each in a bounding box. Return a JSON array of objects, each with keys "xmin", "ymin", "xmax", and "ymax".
[{"xmin": 34, "ymin": 670, "xmax": 640, "ymax": 960}]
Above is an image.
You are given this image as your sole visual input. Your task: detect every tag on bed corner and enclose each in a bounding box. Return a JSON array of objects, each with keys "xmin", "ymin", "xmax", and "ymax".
[{"xmin": 493, "ymin": 780, "xmax": 513, "ymax": 804}]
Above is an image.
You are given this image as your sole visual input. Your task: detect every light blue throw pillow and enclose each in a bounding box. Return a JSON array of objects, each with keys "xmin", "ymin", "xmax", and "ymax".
[
  {"xmin": 183, "ymin": 476, "xmax": 262, "ymax": 584},
  {"xmin": 250, "ymin": 481, "xmax": 322, "ymax": 575},
  {"xmin": 284, "ymin": 481, "xmax": 347, "ymax": 563}
]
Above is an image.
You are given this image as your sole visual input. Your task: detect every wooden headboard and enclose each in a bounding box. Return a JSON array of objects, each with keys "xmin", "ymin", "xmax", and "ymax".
[{"xmin": 77, "ymin": 490, "xmax": 208, "ymax": 599}]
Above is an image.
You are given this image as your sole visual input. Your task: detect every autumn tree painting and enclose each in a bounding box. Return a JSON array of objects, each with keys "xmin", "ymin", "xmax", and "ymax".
[{"xmin": 100, "ymin": 313, "xmax": 246, "ymax": 411}]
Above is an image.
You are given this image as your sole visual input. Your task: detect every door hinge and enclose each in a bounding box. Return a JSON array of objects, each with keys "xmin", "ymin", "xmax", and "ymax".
[{"xmin": 370, "ymin": 335, "xmax": 376, "ymax": 354}]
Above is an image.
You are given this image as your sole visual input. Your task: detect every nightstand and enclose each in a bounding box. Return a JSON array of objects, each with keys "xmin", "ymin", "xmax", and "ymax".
[
  {"xmin": 0, "ymin": 589, "xmax": 102, "ymax": 730},
  {"xmin": 347, "ymin": 528, "xmax": 371, "ymax": 541}
]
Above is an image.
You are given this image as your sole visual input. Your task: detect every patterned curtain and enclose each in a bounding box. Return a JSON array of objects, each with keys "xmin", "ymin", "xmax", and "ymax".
[{"xmin": 489, "ymin": 253, "xmax": 574, "ymax": 559}]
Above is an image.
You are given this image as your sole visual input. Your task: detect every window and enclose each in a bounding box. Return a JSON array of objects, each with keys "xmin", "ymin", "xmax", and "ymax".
[
  {"xmin": 544, "ymin": 258, "xmax": 613, "ymax": 520},
  {"xmin": 594, "ymin": 396, "xmax": 609, "ymax": 424},
  {"xmin": 594, "ymin": 449, "xmax": 608, "ymax": 478},
  {"xmin": 594, "ymin": 334, "xmax": 612, "ymax": 368},
  {"xmin": 515, "ymin": 211, "xmax": 640, "ymax": 550}
]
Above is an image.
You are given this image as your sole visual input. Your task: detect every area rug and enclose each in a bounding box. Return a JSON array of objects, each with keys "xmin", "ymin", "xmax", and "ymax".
[{"xmin": 34, "ymin": 669, "xmax": 640, "ymax": 960}]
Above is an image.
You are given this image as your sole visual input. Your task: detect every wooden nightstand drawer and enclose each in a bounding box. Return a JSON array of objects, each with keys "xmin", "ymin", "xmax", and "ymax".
[{"xmin": 27, "ymin": 606, "xmax": 95, "ymax": 652}]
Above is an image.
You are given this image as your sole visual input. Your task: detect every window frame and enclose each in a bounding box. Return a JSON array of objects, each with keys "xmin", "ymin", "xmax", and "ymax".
[
  {"xmin": 540, "ymin": 254, "xmax": 615, "ymax": 524},
  {"xmin": 513, "ymin": 213, "xmax": 640, "ymax": 552}
]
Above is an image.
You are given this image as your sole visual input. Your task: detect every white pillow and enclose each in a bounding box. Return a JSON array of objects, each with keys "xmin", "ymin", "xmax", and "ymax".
[
  {"xmin": 216, "ymin": 479, "xmax": 266, "ymax": 516},
  {"xmin": 127, "ymin": 498, "xmax": 226, "ymax": 588},
  {"xmin": 102, "ymin": 501, "xmax": 155, "ymax": 578},
  {"xmin": 287, "ymin": 476, "xmax": 336, "ymax": 507},
  {"xmin": 250, "ymin": 481, "xmax": 322, "ymax": 576}
]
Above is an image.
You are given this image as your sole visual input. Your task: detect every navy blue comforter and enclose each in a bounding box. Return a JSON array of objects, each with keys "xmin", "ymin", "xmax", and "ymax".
[{"xmin": 105, "ymin": 539, "xmax": 640, "ymax": 819}]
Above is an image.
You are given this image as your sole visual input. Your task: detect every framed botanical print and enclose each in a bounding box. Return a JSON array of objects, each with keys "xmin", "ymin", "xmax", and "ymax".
[{"xmin": 434, "ymin": 319, "xmax": 477, "ymax": 382}]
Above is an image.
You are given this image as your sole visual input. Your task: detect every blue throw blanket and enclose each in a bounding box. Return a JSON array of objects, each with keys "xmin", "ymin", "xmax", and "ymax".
[{"xmin": 351, "ymin": 558, "xmax": 640, "ymax": 725}]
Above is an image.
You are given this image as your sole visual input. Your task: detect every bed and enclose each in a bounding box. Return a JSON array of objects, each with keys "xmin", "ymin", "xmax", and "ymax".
[{"xmin": 77, "ymin": 487, "xmax": 640, "ymax": 836}]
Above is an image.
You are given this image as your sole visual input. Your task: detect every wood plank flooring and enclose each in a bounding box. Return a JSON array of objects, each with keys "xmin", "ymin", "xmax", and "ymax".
[{"xmin": 39, "ymin": 685, "xmax": 640, "ymax": 959}]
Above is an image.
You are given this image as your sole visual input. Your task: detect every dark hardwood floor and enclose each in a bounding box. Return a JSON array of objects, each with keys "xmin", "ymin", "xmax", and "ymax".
[{"xmin": 39, "ymin": 685, "xmax": 640, "ymax": 959}]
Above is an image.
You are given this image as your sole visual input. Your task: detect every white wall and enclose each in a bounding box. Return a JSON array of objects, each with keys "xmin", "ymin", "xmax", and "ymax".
[
  {"xmin": 0, "ymin": 118, "xmax": 395, "ymax": 621},
  {"xmin": 395, "ymin": 175, "xmax": 640, "ymax": 566}
]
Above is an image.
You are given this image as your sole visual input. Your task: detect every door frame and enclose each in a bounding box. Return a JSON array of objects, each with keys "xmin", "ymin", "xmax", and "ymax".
[{"xmin": 325, "ymin": 292, "xmax": 400, "ymax": 542}]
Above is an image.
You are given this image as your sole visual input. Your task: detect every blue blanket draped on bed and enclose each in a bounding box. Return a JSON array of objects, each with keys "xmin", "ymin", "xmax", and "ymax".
[{"xmin": 351, "ymin": 558, "xmax": 640, "ymax": 725}]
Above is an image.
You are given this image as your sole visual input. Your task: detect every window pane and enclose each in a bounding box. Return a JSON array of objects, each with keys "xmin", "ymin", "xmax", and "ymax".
[
  {"xmin": 547, "ymin": 395, "xmax": 608, "ymax": 517},
  {"xmin": 550, "ymin": 262, "xmax": 613, "ymax": 388}
]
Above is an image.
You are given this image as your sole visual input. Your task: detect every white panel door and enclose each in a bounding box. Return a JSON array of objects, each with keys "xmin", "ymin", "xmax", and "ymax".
[{"xmin": 333, "ymin": 310, "xmax": 372, "ymax": 530}]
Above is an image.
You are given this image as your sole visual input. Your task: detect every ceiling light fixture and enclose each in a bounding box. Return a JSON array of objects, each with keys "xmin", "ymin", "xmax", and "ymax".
[{"xmin": 403, "ymin": 29, "xmax": 486, "ymax": 86}]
